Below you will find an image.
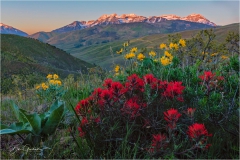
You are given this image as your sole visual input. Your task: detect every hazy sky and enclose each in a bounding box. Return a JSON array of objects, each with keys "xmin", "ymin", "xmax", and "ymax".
[{"xmin": 1, "ymin": 0, "xmax": 239, "ymax": 35}]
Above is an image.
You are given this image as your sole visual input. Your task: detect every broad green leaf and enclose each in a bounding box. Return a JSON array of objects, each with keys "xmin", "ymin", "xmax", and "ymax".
[
  {"xmin": 19, "ymin": 109, "xmax": 41, "ymax": 135},
  {"xmin": 49, "ymin": 100, "xmax": 64, "ymax": 113},
  {"xmin": 42, "ymin": 103, "xmax": 65, "ymax": 135},
  {"xmin": 0, "ymin": 129, "xmax": 32, "ymax": 135},
  {"xmin": 11, "ymin": 103, "xmax": 29, "ymax": 123}
]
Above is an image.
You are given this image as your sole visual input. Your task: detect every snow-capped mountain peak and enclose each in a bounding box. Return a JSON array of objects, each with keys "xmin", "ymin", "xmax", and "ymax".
[
  {"xmin": 181, "ymin": 13, "xmax": 216, "ymax": 26},
  {"xmin": 0, "ymin": 23, "xmax": 28, "ymax": 36},
  {"xmin": 159, "ymin": 14, "xmax": 181, "ymax": 20}
]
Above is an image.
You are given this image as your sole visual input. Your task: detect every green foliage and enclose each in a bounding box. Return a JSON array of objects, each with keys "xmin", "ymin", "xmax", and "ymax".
[{"xmin": 0, "ymin": 100, "xmax": 66, "ymax": 147}]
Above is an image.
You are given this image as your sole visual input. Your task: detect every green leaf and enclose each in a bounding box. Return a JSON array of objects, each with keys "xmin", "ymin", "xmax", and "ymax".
[
  {"xmin": 0, "ymin": 122, "xmax": 32, "ymax": 135},
  {"xmin": 42, "ymin": 102, "xmax": 65, "ymax": 135},
  {"xmin": 18, "ymin": 109, "xmax": 41, "ymax": 135},
  {"xmin": 0, "ymin": 129, "xmax": 32, "ymax": 134},
  {"xmin": 11, "ymin": 103, "xmax": 27, "ymax": 123}
]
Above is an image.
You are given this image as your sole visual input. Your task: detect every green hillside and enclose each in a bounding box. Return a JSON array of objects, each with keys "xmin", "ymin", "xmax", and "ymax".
[
  {"xmin": 29, "ymin": 31, "xmax": 59, "ymax": 42},
  {"xmin": 68, "ymin": 23, "xmax": 239, "ymax": 69},
  {"xmin": 1, "ymin": 34, "xmax": 94, "ymax": 94}
]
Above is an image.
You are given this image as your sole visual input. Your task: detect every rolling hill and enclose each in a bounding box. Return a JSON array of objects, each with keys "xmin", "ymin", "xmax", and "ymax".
[
  {"xmin": 67, "ymin": 23, "xmax": 239, "ymax": 69},
  {"xmin": 1, "ymin": 34, "xmax": 94, "ymax": 94}
]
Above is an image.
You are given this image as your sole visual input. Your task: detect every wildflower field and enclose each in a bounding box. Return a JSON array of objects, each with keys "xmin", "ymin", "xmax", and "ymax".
[{"xmin": 1, "ymin": 29, "xmax": 239, "ymax": 159}]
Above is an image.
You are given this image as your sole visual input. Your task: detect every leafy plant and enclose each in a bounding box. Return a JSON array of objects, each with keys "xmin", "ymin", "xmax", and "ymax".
[{"xmin": 0, "ymin": 100, "xmax": 67, "ymax": 147}]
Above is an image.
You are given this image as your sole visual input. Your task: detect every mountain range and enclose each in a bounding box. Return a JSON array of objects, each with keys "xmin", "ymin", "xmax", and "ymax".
[
  {"xmin": 0, "ymin": 13, "xmax": 216, "ymax": 37},
  {"xmin": 52, "ymin": 13, "xmax": 216, "ymax": 33}
]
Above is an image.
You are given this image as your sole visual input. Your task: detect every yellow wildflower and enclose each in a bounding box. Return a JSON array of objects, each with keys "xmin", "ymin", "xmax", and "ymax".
[
  {"xmin": 173, "ymin": 43, "xmax": 179, "ymax": 50},
  {"xmin": 169, "ymin": 43, "xmax": 174, "ymax": 49},
  {"xmin": 41, "ymin": 83, "xmax": 48, "ymax": 90},
  {"xmin": 221, "ymin": 55, "xmax": 229, "ymax": 59},
  {"xmin": 125, "ymin": 52, "xmax": 135, "ymax": 60},
  {"xmin": 123, "ymin": 42, "xmax": 129, "ymax": 47},
  {"xmin": 202, "ymin": 52, "xmax": 208, "ymax": 55},
  {"xmin": 169, "ymin": 43, "xmax": 178, "ymax": 50},
  {"xmin": 137, "ymin": 53, "xmax": 145, "ymax": 61},
  {"xmin": 160, "ymin": 43, "xmax": 167, "ymax": 49},
  {"xmin": 153, "ymin": 59, "xmax": 158, "ymax": 63},
  {"xmin": 160, "ymin": 56, "xmax": 171, "ymax": 66},
  {"xmin": 179, "ymin": 39, "xmax": 186, "ymax": 47},
  {"xmin": 35, "ymin": 85, "xmax": 40, "ymax": 90},
  {"xmin": 149, "ymin": 51, "xmax": 156, "ymax": 57},
  {"xmin": 53, "ymin": 74, "xmax": 59, "ymax": 80},
  {"xmin": 115, "ymin": 65, "xmax": 120, "ymax": 72},
  {"xmin": 47, "ymin": 74, "xmax": 53, "ymax": 79},
  {"xmin": 211, "ymin": 53, "xmax": 218, "ymax": 57},
  {"xmin": 49, "ymin": 80, "xmax": 55, "ymax": 84},
  {"xmin": 164, "ymin": 51, "xmax": 172, "ymax": 57},
  {"xmin": 130, "ymin": 47, "xmax": 138, "ymax": 53},
  {"xmin": 116, "ymin": 48, "xmax": 123, "ymax": 54},
  {"xmin": 55, "ymin": 80, "xmax": 62, "ymax": 86}
]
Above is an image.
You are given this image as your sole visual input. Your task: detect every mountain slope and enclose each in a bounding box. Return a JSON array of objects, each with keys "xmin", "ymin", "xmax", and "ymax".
[
  {"xmin": 69, "ymin": 23, "xmax": 239, "ymax": 69},
  {"xmin": 0, "ymin": 23, "xmax": 28, "ymax": 37},
  {"xmin": 46, "ymin": 20, "xmax": 214, "ymax": 51},
  {"xmin": 1, "ymin": 34, "xmax": 94, "ymax": 94}
]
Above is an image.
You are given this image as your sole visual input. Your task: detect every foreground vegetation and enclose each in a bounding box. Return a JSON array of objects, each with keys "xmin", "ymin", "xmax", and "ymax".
[{"xmin": 1, "ymin": 29, "xmax": 239, "ymax": 159}]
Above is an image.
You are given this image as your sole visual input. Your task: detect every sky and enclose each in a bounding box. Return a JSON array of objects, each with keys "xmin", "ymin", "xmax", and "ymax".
[{"xmin": 1, "ymin": 0, "xmax": 239, "ymax": 35}]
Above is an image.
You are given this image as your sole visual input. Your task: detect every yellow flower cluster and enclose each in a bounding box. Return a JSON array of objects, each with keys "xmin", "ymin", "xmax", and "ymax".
[
  {"xmin": 115, "ymin": 65, "xmax": 120, "ymax": 73},
  {"xmin": 149, "ymin": 51, "xmax": 156, "ymax": 57},
  {"xmin": 36, "ymin": 74, "xmax": 62, "ymax": 90},
  {"xmin": 160, "ymin": 43, "xmax": 167, "ymax": 49},
  {"xmin": 221, "ymin": 55, "xmax": 229, "ymax": 59},
  {"xmin": 36, "ymin": 83, "xmax": 49, "ymax": 90},
  {"xmin": 169, "ymin": 43, "xmax": 179, "ymax": 50},
  {"xmin": 130, "ymin": 47, "xmax": 138, "ymax": 53},
  {"xmin": 116, "ymin": 48, "xmax": 123, "ymax": 54},
  {"xmin": 49, "ymin": 79, "xmax": 62, "ymax": 86},
  {"xmin": 160, "ymin": 51, "xmax": 173, "ymax": 66},
  {"xmin": 160, "ymin": 57, "xmax": 171, "ymax": 66},
  {"xmin": 42, "ymin": 83, "xmax": 48, "ymax": 90},
  {"xmin": 125, "ymin": 52, "xmax": 135, "ymax": 60},
  {"xmin": 179, "ymin": 39, "xmax": 186, "ymax": 47},
  {"xmin": 48, "ymin": 74, "xmax": 62, "ymax": 86},
  {"xmin": 137, "ymin": 53, "xmax": 145, "ymax": 61}
]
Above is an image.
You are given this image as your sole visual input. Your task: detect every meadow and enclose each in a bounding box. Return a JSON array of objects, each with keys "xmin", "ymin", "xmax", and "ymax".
[{"xmin": 1, "ymin": 29, "xmax": 239, "ymax": 159}]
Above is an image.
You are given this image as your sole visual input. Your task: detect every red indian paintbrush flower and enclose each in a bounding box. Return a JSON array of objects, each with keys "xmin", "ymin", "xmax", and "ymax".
[
  {"xmin": 185, "ymin": 108, "xmax": 196, "ymax": 117},
  {"xmin": 143, "ymin": 74, "xmax": 158, "ymax": 85},
  {"xmin": 78, "ymin": 127, "xmax": 85, "ymax": 137},
  {"xmin": 199, "ymin": 71, "xmax": 215, "ymax": 82},
  {"xmin": 164, "ymin": 108, "xmax": 181, "ymax": 129},
  {"xmin": 187, "ymin": 123, "xmax": 212, "ymax": 140},
  {"xmin": 100, "ymin": 89, "xmax": 113, "ymax": 102},
  {"xmin": 103, "ymin": 78, "xmax": 113, "ymax": 89},
  {"xmin": 81, "ymin": 117, "xmax": 88, "ymax": 126},
  {"xmin": 152, "ymin": 134, "xmax": 167, "ymax": 147},
  {"xmin": 125, "ymin": 74, "xmax": 144, "ymax": 92},
  {"xmin": 162, "ymin": 81, "xmax": 185, "ymax": 101},
  {"xmin": 75, "ymin": 99, "xmax": 89, "ymax": 114},
  {"xmin": 110, "ymin": 81, "xmax": 126, "ymax": 98}
]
